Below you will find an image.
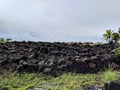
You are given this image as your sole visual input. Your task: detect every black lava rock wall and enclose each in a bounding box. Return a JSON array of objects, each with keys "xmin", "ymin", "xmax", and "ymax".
[{"xmin": 0, "ymin": 41, "xmax": 120, "ymax": 74}]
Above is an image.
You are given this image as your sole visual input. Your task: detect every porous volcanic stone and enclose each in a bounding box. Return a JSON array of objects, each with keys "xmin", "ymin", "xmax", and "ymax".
[{"xmin": 0, "ymin": 41, "xmax": 119, "ymax": 74}]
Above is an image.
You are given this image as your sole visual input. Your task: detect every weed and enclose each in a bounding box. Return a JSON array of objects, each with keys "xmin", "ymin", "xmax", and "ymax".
[
  {"xmin": 103, "ymin": 69, "xmax": 120, "ymax": 83},
  {"xmin": 0, "ymin": 70, "xmax": 120, "ymax": 90}
]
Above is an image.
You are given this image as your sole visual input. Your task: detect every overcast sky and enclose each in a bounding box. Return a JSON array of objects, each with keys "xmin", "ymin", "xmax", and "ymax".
[{"xmin": 0, "ymin": 0, "xmax": 120, "ymax": 42}]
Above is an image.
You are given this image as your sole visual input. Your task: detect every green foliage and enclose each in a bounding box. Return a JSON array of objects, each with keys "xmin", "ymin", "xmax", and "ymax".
[
  {"xmin": 112, "ymin": 33, "xmax": 119, "ymax": 43},
  {"xmin": 103, "ymin": 70, "xmax": 120, "ymax": 83},
  {"xmin": 118, "ymin": 28, "xmax": 120, "ymax": 36},
  {"xmin": 115, "ymin": 47, "xmax": 120, "ymax": 54},
  {"xmin": 0, "ymin": 38, "xmax": 12, "ymax": 43},
  {"xmin": 0, "ymin": 72, "xmax": 97, "ymax": 90},
  {"xmin": 0, "ymin": 70, "xmax": 120, "ymax": 90},
  {"xmin": 0, "ymin": 71, "xmax": 41, "ymax": 90},
  {"xmin": 103, "ymin": 29, "xmax": 113, "ymax": 43},
  {"xmin": 103, "ymin": 28, "xmax": 120, "ymax": 44}
]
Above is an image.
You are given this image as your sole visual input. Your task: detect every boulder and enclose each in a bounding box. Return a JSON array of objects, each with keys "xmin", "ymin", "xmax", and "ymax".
[{"xmin": 43, "ymin": 67, "xmax": 52, "ymax": 74}]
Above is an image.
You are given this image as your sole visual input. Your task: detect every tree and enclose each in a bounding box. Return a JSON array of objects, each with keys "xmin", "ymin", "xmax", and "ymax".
[
  {"xmin": 103, "ymin": 29, "xmax": 113, "ymax": 43},
  {"xmin": 103, "ymin": 28, "xmax": 120, "ymax": 44},
  {"xmin": 112, "ymin": 33, "xmax": 119, "ymax": 43},
  {"xmin": 0, "ymin": 38, "xmax": 12, "ymax": 43},
  {"xmin": 6, "ymin": 38, "xmax": 12, "ymax": 42},
  {"xmin": 118, "ymin": 28, "xmax": 120, "ymax": 42},
  {"xmin": 0, "ymin": 38, "xmax": 5, "ymax": 43}
]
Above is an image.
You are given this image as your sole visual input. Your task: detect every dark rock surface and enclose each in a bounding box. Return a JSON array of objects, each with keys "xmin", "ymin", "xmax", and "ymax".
[
  {"xmin": 84, "ymin": 84, "xmax": 104, "ymax": 90},
  {"xmin": 84, "ymin": 85, "xmax": 98, "ymax": 90},
  {"xmin": 105, "ymin": 82, "xmax": 120, "ymax": 90},
  {"xmin": 0, "ymin": 41, "xmax": 120, "ymax": 74}
]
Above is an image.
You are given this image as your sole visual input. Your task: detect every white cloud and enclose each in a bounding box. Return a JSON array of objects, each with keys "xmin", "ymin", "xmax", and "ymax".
[{"xmin": 0, "ymin": 0, "xmax": 120, "ymax": 42}]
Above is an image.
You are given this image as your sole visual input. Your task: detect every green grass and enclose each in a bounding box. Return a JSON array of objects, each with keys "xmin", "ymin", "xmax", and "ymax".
[
  {"xmin": 103, "ymin": 69, "xmax": 120, "ymax": 83},
  {"xmin": 0, "ymin": 70, "xmax": 120, "ymax": 90}
]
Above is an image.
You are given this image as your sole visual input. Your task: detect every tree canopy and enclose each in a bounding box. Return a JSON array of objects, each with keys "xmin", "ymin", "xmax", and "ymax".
[{"xmin": 103, "ymin": 28, "xmax": 120, "ymax": 44}]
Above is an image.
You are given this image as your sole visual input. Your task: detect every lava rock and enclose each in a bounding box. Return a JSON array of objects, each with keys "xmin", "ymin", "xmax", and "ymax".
[
  {"xmin": 0, "ymin": 42, "xmax": 119, "ymax": 74},
  {"xmin": 43, "ymin": 67, "xmax": 52, "ymax": 74},
  {"xmin": 84, "ymin": 85, "xmax": 96, "ymax": 90},
  {"xmin": 105, "ymin": 82, "xmax": 120, "ymax": 90}
]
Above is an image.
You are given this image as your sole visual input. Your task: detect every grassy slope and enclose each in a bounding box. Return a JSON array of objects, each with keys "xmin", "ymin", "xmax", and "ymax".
[{"xmin": 0, "ymin": 70, "xmax": 120, "ymax": 90}]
